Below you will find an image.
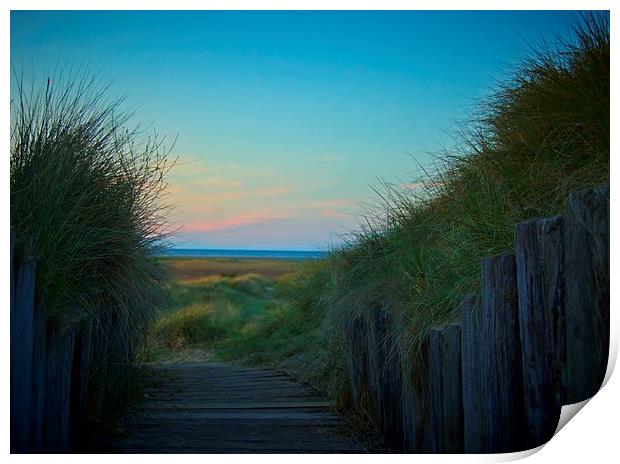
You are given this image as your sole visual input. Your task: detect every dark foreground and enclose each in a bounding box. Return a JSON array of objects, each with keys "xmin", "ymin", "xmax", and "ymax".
[{"xmin": 114, "ymin": 362, "xmax": 365, "ymax": 453}]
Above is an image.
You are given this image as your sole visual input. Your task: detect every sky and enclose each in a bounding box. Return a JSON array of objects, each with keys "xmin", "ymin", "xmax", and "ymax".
[{"xmin": 10, "ymin": 10, "xmax": 579, "ymax": 250}]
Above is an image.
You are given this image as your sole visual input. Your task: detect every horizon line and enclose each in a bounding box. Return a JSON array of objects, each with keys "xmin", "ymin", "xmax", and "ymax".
[{"xmin": 167, "ymin": 246, "xmax": 329, "ymax": 253}]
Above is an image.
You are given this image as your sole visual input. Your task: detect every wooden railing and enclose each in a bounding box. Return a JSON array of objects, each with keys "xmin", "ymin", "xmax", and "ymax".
[
  {"xmin": 343, "ymin": 184, "xmax": 609, "ymax": 453},
  {"xmin": 10, "ymin": 233, "xmax": 130, "ymax": 452}
]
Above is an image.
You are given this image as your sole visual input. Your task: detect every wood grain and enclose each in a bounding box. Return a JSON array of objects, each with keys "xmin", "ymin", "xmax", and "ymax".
[
  {"xmin": 115, "ymin": 362, "xmax": 365, "ymax": 453},
  {"xmin": 515, "ymin": 216, "xmax": 563, "ymax": 448},
  {"xmin": 563, "ymin": 184, "xmax": 609, "ymax": 403}
]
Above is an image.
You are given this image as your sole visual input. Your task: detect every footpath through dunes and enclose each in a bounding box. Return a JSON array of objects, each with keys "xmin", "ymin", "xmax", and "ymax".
[{"xmin": 115, "ymin": 361, "xmax": 367, "ymax": 453}]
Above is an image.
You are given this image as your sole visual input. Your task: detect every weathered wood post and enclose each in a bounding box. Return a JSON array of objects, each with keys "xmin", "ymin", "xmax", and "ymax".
[
  {"xmin": 481, "ymin": 253, "xmax": 525, "ymax": 453},
  {"xmin": 424, "ymin": 324, "xmax": 463, "ymax": 453},
  {"xmin": 460, "ymin": 295, "xmax": 486, "ymax": 453},
  {"xmin": 440, "ymin": 323, "xmax": 463, "ymax": 453},
  {"xmin": 30, "ymin": 304, "xmax": 48, "ymax": 451},
  {"xmin": 563, "ymin": 184, "xmax": 609, "ymax": 404},
  {"xmin": 364, "ymin": 308, "xmax": 405, "ymax": 442},
  {"xmin": 71, "ymin": 323, "xmax": 95, "ymax": 448},
  {"xmin": 424, "ymin": 327, "xmax": 443, "ymax": 453},
  {"xmin": 383, "ymin": 343, "xmax": 404, "ymax": 444},
  {"xmin": 10, "ymin": 248, "xmax": 36, "ymax": 453},
  {"xmin": 515, "ymin": 216, "xmax": 564, "ymax": 448},
  {"xmin": 43, "ymin": 325, "xmax": 76, "ymax": 452},
  {"xmin": 401, "ymin": 368, "xmax": 426, "ymax": 452}
]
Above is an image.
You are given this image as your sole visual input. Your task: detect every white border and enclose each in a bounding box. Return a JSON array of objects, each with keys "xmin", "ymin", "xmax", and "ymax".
[{"xmin": 3, "ymin": 2, "xmax": 617, "ymax": 463}]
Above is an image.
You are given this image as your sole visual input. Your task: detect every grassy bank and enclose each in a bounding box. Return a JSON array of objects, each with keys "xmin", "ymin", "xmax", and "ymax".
[
  {"xmin": 313, "ymin": 12, "xmax": 609, "ymax": 398},
  {"xmin": 10, "ymin": 68, "xmax": 174, "ymax": 436}
]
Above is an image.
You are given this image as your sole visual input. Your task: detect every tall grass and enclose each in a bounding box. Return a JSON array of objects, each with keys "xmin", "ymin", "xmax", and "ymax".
[
  {"xmin": 276, "ymin": 12, "xmax": 610, "ymax": 399},
  {"xmin": 10, "ymin": 67, "xmax": 175, "ymax": 436}
]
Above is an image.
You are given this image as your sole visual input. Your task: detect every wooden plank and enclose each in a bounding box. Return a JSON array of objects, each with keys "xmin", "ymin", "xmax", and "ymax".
[
  {"xmin": 481, "ymin": 253, "xmax": 526, "ymax": 453},
  {"xmin": 10, "ymin": 252, "xmax": 36, "ymax": 453},
  {"xmin": 563, "ymin": 184, "xmax": 609, "ymax": 403},
  {"xmin": 116, "ymin": 361, "xmax": 366, "ymax": 453},
  {"xmin": 126, "ymin": 411, "xmax": 344, "ymax": 421},
  {"xmin": 377, "ymin": 309, "xmax": 404, "ymax": 443},
  {"xmin": 401, "ymin": 375, "xmax": 425, "ymax": 452},
  {"xmin": 71, "ymin": 323, "xmax": 95, "ymax": 448},
  {"xmin": 136, "ymin": 401, "xmax": 332, "ymax": 410},
  {"xmin": 515, "ymin": 216, "xmax": 563, "ymax": 448},
  {"xmin": 441, "ymin": 323, "xmax": 464, "ymax": 453},
  {"xmin": 140, "ymin": 393, "xmax": 326, "ymax": 402},
  {"xmin": 460, "ymin": 295, "xmax": 485, "ymax": 453},
  {"xmin": 43, "ymin": 326, "xmax": 76, "ymax": 452},
  {"xmin": 29, "ymin": 304, "xmax": 48, "ymax": 452},
  {"xmin": 424, "ymin": 324, "xmax": 464, "ymax": 453},
  {"xmin": 424, "ymin": 327, "xmax": 443, "ymax": 453}
]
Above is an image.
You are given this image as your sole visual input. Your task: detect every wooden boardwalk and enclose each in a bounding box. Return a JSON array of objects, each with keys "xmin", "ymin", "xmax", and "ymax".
[{"xmin": 115, "ymin": 361, "xmax": 366, "ymax": 453}]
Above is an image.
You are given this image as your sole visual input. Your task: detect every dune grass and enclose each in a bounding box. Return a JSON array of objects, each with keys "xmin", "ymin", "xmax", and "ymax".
[
  {"xmin": 10, "ymin": 67, "xmax": 175, "ymax": 433},
  {"xmin": 321, "ymin": 12, "xmax": 609, "ymax": 394},
  {"xmin": 147, "ymin": 258, "xmax": 306, "ymax": 361},
  {"xmin": 198, "ymin": 13, "xmax": 609, "ymax": 405}
]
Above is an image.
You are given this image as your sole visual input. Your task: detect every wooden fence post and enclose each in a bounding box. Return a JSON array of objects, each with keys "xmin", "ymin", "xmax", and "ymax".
[
  {"xmin": 441, "ymin": 323, "xmax": 463, "ymax": 453},
  {"xmin": 383, "ymin": 339, "xmax": 404, "ymax": 444},
  {"xmin": 425, "ymin": 327, "xmax": 443, "ymax": 453},
  {"xmin": 563, "ymin": 184, "xmax": 609, "ymax": 404},
  {"xmin": 10, "ymin": 251, "xmax": 36, "ymax": 453},
  {"xmin": 481, "ymin": 253, "xmax": 525, "ymax": 453},
  {"xmin": 401, "ymin": 366, "xmax": 426, "ymax": 452},
  {"xmin": 425, "ymin": 324, "xmax": 463, "ymax": 453},
  {"xmin": 43, "ymin": 326, "xmax": 76, "ymax": 452},
  {"xmin": 515, "ymin": 216, "xmax": 564, "ymax": 448},
  {"xmin": 30, "ymin": 304, "xmax": 48, "ymax": 451},
  {"xmin": 71, "ymin": 323, "xmax": 95, "ymax": 448},
  {"xmin": 460, "ymin": 295, "xmax": 486, "ymax": 453}
]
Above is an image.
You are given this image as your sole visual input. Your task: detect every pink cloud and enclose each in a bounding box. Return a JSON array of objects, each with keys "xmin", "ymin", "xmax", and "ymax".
[
  {"xmin": 321, "ymin": 209, "xmax": 349, "ymax": 218},
  {"xmin": 184, "ymin": 212, "xmax": 292, "ymax": 233}
]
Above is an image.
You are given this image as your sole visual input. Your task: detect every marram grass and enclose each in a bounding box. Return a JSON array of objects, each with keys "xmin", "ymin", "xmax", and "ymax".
[
  {"xmin": 218, "ymin": 13, "xmax": 610, "ymax": 402},
  {"xmin": 10, "ymin": 67, "xmax": 176, "ymax": 431}
]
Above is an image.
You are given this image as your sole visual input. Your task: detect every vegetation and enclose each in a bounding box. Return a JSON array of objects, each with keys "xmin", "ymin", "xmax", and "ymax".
[
  {"xmin": 148, "ymin": 258, "xmax": 308, "ymax": 364},
  {"xmin": 172, "ymin": 13, "xmax": 609, "ymax": 407},
  {"xmin": 10, "ymin": 68, "xmax": 175, "ymax": 432}
]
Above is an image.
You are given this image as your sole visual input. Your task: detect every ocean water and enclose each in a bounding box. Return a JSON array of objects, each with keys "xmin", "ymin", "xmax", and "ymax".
[{"xmin": 161, "ymin": 248, "xmax": 328, "ymax": 260}]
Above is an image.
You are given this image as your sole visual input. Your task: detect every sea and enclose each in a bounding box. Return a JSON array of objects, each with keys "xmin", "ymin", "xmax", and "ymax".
[{"xmin": 161, "ymin": 248, "xmax": 328, "ymax": 260}]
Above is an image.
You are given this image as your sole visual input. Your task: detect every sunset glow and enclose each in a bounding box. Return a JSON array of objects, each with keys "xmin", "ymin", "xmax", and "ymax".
[{"xmin": 11, "ymin": 10, "xmax": 577, "ymax": 250}]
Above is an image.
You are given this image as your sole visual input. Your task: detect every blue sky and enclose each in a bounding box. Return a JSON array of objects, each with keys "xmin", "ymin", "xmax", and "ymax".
[{"xmin": 11, "ymin": 10, "xmax": 578, "ymax": 250}]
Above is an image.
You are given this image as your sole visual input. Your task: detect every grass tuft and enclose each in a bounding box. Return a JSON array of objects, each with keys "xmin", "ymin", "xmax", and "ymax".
[{"xmin": 10, "ymin": 66, "xmax": 176, "ymax": 436}]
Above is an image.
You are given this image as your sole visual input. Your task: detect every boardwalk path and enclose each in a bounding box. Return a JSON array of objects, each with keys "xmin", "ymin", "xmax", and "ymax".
[{"xmin": 116, "ymin": 361, "xmax": 366, "ymax": 453}]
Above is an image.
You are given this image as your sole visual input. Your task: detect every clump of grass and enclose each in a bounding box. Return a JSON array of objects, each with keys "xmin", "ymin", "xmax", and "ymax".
[
  {"xmin": 148, "ymin": 272, "xmax": 277, "ymax": 357},
  {"xmin": 10, "ymin": 67, "xmax": 175, "ymax": 435},
  {"xmin": 152, "ymin": 303, "xmax": 231, "ymax": 350},
  {"xmin": 11, "ymin": 68, "xmax": 175, "ymax": 322},
  {"xmin": 281, "ymin": 12, "xmax": 609, "ymax": 400}
]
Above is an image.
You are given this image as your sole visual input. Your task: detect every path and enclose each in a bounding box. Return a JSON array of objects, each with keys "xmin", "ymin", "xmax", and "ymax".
[{"xmin": 115, "ymin": 361, "xmax": 366, "ymax": 453}]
